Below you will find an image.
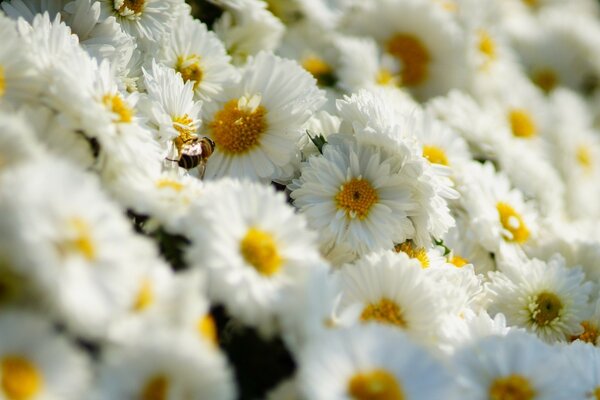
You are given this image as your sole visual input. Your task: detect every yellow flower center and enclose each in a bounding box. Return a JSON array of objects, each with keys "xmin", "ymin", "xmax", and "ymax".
[
  {"xmin": 240, "ymin": 228, "xmax": 282, "ymax": 276},
  {"xmin": 531, "ymin": 69, "xmax": 558, "ymax": 94},
  {"xmin": 531, "ymin": 292, "xmax": 562, "ymax": 327},
  {"xmin": 172, "ymin": 114, "xmax": 197, "ymax": 155},
  {"xmin": 522, "ymin": 0, "xmax": 538, "ymax": 7},
  {"xmin": 348, "ymin": 369, "xmax": 405, "ymax": 400},
  {"xmin": 496, "ymin": 202, "xmax": 530, "ymax": 244},
  {"xmin": 335, "ymin": 178, "xmax": 379, "ymax": 220},
  {"xmin": 302, "ymin": 56, "xmax": 335, "ymax": 87},
  {"xmin": 132, "ymin": 279, "xmax": 154, "ymax": 312},
  {"xmin": 140, "ymin": 375, "xmax": 169, "ymax": 400},
  {"xmin": 361, "ymin": 298, "xmax": 406, "ymax": 328},
  {"xmin": 0, "ymin": 265, "xmax": 24, "ymax": 307},
  {"xmin": 394, "ymin": 241, "xmax": 429, "ymax": 268},
  {"xmin": 102, "ymin": 93, "xmax": 133, "ymax": 124},
  {"xmin": 176, "ymin": 55, "xmax": 203, "ymax": 90},
  {"xmin": 209, "ymin": 98, "xmax": 267, "ymax": 155},
  {"xmin": 197, "ymin": 314, "xmax": 218, "ymax": 345},
  {"xmin": 0, "ymin": 66, "xmax": 5, "ymax": 98},
  {"xmin": 508, "ymin": 109, "xmax": 537, "ymax": 138},
  {"xmin": 450, "ymin": 255, "xmax": 468, "ymax": 268},
  {"xmin": 478, "ymin": 30, "xmax": 496, "ymax": 68},
  {"xmin": 577, "ymin": 145, "xmax": 593, "ymax": 172},
  {"xmin": 422, "ymin": 145, "xmax": 449, "ymax": 166},
  {"xmin": 489, "ymin": 374, "xmax": 536, "ymax": 400},
  {"xmin": 155, "ymin": 179, "xmax": 185, "ymax": 192},
  {"xmin": 571, "ymin": 321, "xmax": 600, "ymax": 344},
  {"xmin": 386, "ymin": 33, "xmax": 430, "ymax": 87},
  {"xmin": 375, "ymin": 69, "xmax": 399, "ymax": 86},
  {"xmin": 1, "ymin": 356, "xmax": 42, "ymax": 400},
  {"xmin": 56, "ymin": 218, "xmax": 97, "ymax": 261},
  {"xmin": 593, "ymin": 387, "xmax": 600, "ymax": 400},
  {"xmin": 433, "ymin": 0, "xmax": 457, "ymax": 12},
  {"xmin": 116, "ymin": 0, "xmax": 145, "ymax": 14}
]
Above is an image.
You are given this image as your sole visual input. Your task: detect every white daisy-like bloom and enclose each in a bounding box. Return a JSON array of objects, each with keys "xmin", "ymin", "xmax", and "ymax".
[
  {"xmin": 157, "ymin": 14, "xmax": 237, "ymax": 102},
  {"xmin": 562, "ymin": 341, "xmax": 600, "ymax": 399},
  {"xmin": 0, "ymin": 107, "xmax": 45, "ymax": 172},
  {"xmin": 184, "ymin": 179, "xmax": 322, "ymax": 337},
  {"xmin": 0, "ymin": 0, "xmax": 67, "ymax": 21},
  {"xmin": 97, "ymin": 0, "xmax": 179, "ymax": 42},
  {"xmin": 335, "ymin": 251, "xmax": 444, "ymax": 344},
  {"xmin": 290, "ymin": 134, "xmax": 417, "ymax": 256},
  {"xmin": 298, "ymin": 324, "xmax": 458, "ymax": 399},
  {"xmin": 0, "ymin": 158, "xmax": 151, "ymax": 338},
  {"xmin": 453, "ymin": 332, "xmax": 574, "ymax": 399},
  {"xmin": 487, "ymin": 255, "xmax": 593, "ymax": 343},
  {"xmin": 212, "ymin": 0, "xmax": 285, "ymax": 64},
  {"xmin": 456, "ymin": 161, "xmax": 538, "ymax": 253},
  {"xmin": 94, "ymin": 330, "xmax": 235, "ymax": 400},
  {"xmin": 141, "ymin": 60, "xmax": 202, "ymax": 161},
  {"xmin": 201, "ymin": 51, "xmax": 325, "ymax": 182},
  {"xmin": 0, "ymin": 310, "xmax": 92, "ymax": 400},
  {"xmin": 392, "ymin": 239, "xmax": 447, "ymax": 270},
  {"xmin": 415, "ymin": 114, "xmax": 471, "ymax": 172},
  {"xmin": 339, "ymin": 0, "xmax": 468, "ymax": 100},
  {"xmin": 568, "ymin": 297, "xmax": 600, "ymax": 346}
]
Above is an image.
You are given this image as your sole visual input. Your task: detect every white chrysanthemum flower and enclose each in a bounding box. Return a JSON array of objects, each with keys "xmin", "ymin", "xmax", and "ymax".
[
  {"xmin": 212, "ymin": 0, "xmax": 285, "ymax": 64},
  {"xmin": 290, "ymin": 134, "xmax": 417, "ymax": 255},
  {"xmin": 94, "ymin": 330, "xmax": 235, "ymax": 400},
  {"xmin": 487, "ymin": 255, "xmax": 593, "ymax": 342},
  {"xmin": 0, "ymin": 107, "xmax": 44, "ymax": 172},
  {"xmin": 340, "ymin": 0, "xmax": 468, "ymax": 100},
  {"xmin": 97, "ymin": 0, "xmax": 179, "ymax": 42},
  {"xmin": 453, "ymin": 332, "xmax": 574, "ymax": 399},
  {"xmin": 157, "ymin": 14, "xmax": 236, "ymax": 102},
  {"xmin": 0, "ymin": 310, "xmax": 92, "ymax": 400},
  {"xmin": 0, "ymin": 158, "xmax": 151, "ymax": 338},
  {"xmin": 298, "ymin": 325, "xmax": 458, "ymax": 399},
  {"xmin": 141, "ymin": 60, "xmax": 202, "ymax": 161},
  {"xmin": 416, "ymin": 115, "xmax": 471, "ymax": 171},
  {"xmin": 336, "ymin": 251, "xmax": 443, "ymax": 344},
  {"xmin": 184, "ymin": 179, "xmax": 322, "ymax": 337},
  {"xmin": 201, "ymin": 51, "xmax": 325, "ymax": 182},
  {"xmin": 562, "ymin": 341, "xmax": 600, "ymax": 399}
]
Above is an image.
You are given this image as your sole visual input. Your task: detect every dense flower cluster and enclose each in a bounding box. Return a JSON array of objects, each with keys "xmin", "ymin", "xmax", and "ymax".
[{"xmin": 2, "ymin": 0, "xmax": 600, "ymax": 398}]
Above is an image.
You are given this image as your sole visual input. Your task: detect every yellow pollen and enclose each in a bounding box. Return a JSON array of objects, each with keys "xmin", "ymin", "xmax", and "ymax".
[
  {"xmin": 394, "ymin": 241, "xmax": 429, "ymax": 268},
  {"xmin": 102, "ymin": 93, "xmax": 133, "ymax": 123},
  {"xmin": 496, "ymin": 202, "xmax": 530, "ymax": 244},
  {"xmin": 335, "ymin": 178, "xmax": 379, "ymax": 220},
  {"xmin": 117, "ymin": 0, "xmax": 145, "ymax": 14},
  {"xmin": 576, "ymin": 145, "xmax": 593, "ymax": 172},
  {"xmin": 531, "ymin": 292, "xmax": 563, "ymax": 327},
  {"xmin": 132, "ymin": 279, "xmax": 154, "ymax": 312},
  {"xmin": 155, "ymin": 179, "xmax": 185, "ymax": 192},
  {"xmin": 386, "ymin": 33, "xmax": 430, "ymax": 87},
  {"xmin": 361, "ymin": 298, "xmax": 406, "ymax": 328},
  {"xmin": 508, "ymin": 109, "xmax": 537, "ymax": 138},
  {"xmin": 209, "ymin": 98, "xmax": 267, "ymax": 155},
  {"xmin": 422, "ymin": 145, "xmax": 449, "ymax": 166},
  {"xmin": 176, "ymin": 55, "xmax": 203, "ymax": 90},
  {"xmin": 301, "ymin": 56, "xmax": 335, "ymax": 86},
  {"xmin": 375, "ymin": 69, "xmax": 398, "ymax": 86},
  {"xmin": 531, "ymin": 69, "xmax": 558, "ymax": 94},
  {"xmin": 172, "ymin": 114, "xmax": 197, "ymax": 155},
  {"xmin": 0, "ymin": 66, "xmax": 5, "ymax": 98},
  {"xmin": 478, "ymin": 30, "xmax": 496, "ymax": 68},
  {"xmin": 197, "ymin": 314, "xmax": 218, "ymax": 345},
  {"xmin": 240, "ymin": 228, "xmax": 282, "ymax": 276},
  {"xmin": 57, "ymin": 218, "xmax": 97, "ymax": 261},
  {"xmin": 571, "ymin": 321, "xmax": 600, "ymax": 344},
  {"xmin": 489, "ymin": 374, "xmax": 536, "ymax": 400},
  {"xmin": 450, "ymin": 255, "xmax": 468, "ymax": 268},
  {"xmin": 140, "ymin": 375, "xmax": 169, "ymax": 400},
  {"xmin": 1, "ymin": 356, "xmax": 43, "ymax": 400},
  {"xmin": 348, "ymin": 369, "xmax": 405, "ymax": 400}
]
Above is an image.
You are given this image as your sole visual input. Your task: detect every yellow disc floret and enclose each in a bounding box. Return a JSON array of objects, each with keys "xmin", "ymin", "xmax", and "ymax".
[
  {"xmin": 210, "ymin": 97, "xmax": 267, "ymax": 155},
  {"xmin": 478, "ymin": 30, "xmax": 497, "ymax": 67},
  {"xmin": 156, "ymin": 179, "xmax": 185, "ymax": 192},
  {"xmin": 496, "ymin": 202, "xmax": 530, "ymax": 244},
  {"xmin": 140, "ymin": 375, "xmax": 169, "ymax": 400},
  {"xmin": 172, "ymin": 114, "xmax": 197, "ymax": 155},
  {"xmin": 302, "ymin": 56, "xmax": 335, "ymax": 86},
  {"xmin": 386, "ymin": 33, "xmax": 430, "ymax": 87},
  {"xmin": 240, "ymin": 228, "xmax": 283, "ymax": 276},
  {"xmin": 576, "ymin": 145, "xmax": 593, "ymax": 173},
  {"xmin": 450, "ymin": 255, "xmax": 468, "ymax": 268},
  {"xmin": 1, "ymin": 356, "xmax": 43, "ymax": 400},
  {"xmin": 348, "ymin": 369, "xmax": 405, "ymax": 400},
  {"xmin": 531, "ymin": 69, "xmax": 558, "ymax": 94},
  {"xmin": 530, "ymin": 292, "xmax": 563, "ymax": 327},
  {"xmin": 176, "ymin": 55, "xmax": 203, "ymax": 90},
  {"xmin": 489, "ymin": 374, "xmax": 536, "ymax": 400},
  {"xmin": 422, "ymin": 145, "xmax": 449, "ymax": 166},
  {"xmin": 361, "ymin": 298, "xmax": 406, "ymax": 328},
  {"xmin": 56, "ymin": 217, "xmax": 97, "ymax": 261},
  {"xmin": 508, "ymin": 109, "xmax": 537, "ymax": 139},
  {"xmin": 394, "ymin": 241, "xmax": 429, "ymax": 268},
  {"xmin": 572, "ymin": 321, "xmax": 600, "ymax": 344},
  {"xmin": 132, "ymin": 279, "xmax": 154, "ymax": 312},
  {"xmin": 0, "ymin": 66, "xmax": 5, "ymax": 98},
  {"xmin": 335, "ymin": 178, "xmax": 379, "ymax": 220},
  {"xmin": 102, "ymin": 93, "xmax": 133, "ymax": 124},
  {"xmin": 197, "ymin": 314, "xmax": 218, "ymax": 345}
]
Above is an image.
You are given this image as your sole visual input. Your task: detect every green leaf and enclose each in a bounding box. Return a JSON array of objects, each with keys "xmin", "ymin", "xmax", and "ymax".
[
  {"xmin": 307, "ymin": 130, "xmax": 327, "ymax": 155},
  {"xmin": 433, "ymin": 238, "xmax": 451, "ymax": 256}
]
